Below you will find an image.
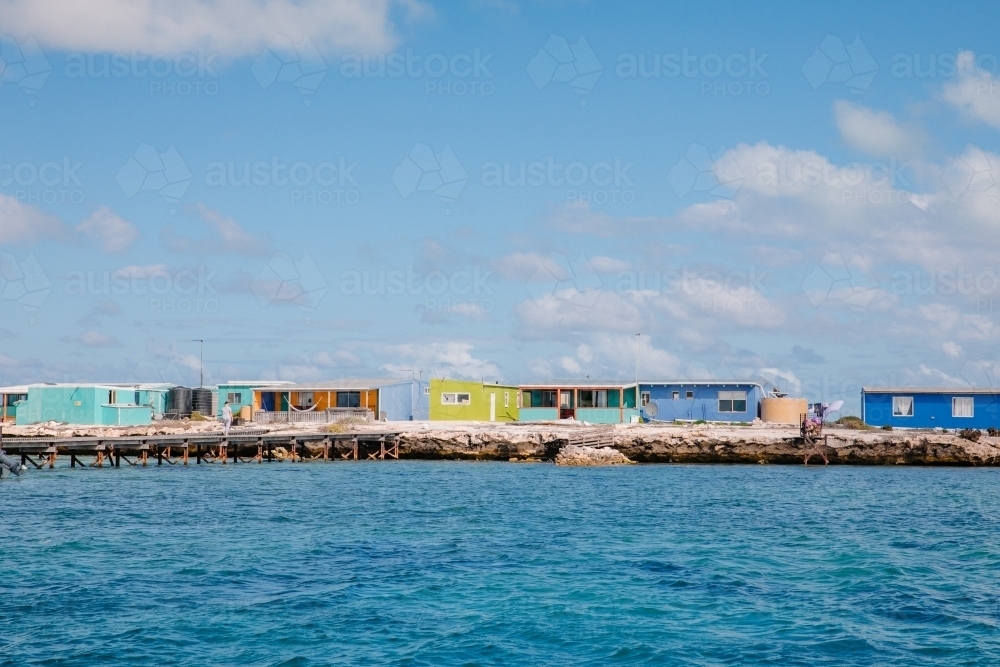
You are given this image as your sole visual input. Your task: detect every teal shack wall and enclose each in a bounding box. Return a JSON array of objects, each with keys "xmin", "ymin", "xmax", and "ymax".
[
  {"xmin": 102, "ymin": 404, "xmax": 153, "ymax": 425},
  {"xmin": 216, "ymin": 384, "xmax": 258, "ymax": 418},
  {"xmin": 17, "ymin": 386, "xmax": 108, "ymax": 425},
  {"xmin": 16, "ymin": 385, "xmax": 154, "ymax": 426},
  {"xmin": 137, "ymin": 388, "xmax": 169, "ymax": 416}
]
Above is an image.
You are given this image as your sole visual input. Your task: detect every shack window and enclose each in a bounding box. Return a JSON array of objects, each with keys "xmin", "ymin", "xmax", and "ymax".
[
  {"xmin": 686, "ymin": 391, "xmax": 694, "ymax": 399},
  {"xmin": 300, "ymin": 392, "xmax": 314, "ymax": 407},
  {"xmin": 578, "ymin": 390, "xmax": 607, "ymax": 407},
  {"xmin": 560, "ymin": 391, "xmax": 573, "ymax": 408},
  {"xmin": 719, "ymin": 391, "xmax": 747, "ymax": 413},
  {"xmin": 424, "ymin": 387, "xmax": 430, "ymax": 394},
  {"xmin": 641, "ymin": 392, "xmax": 651, "ymax": 406},
  {"xmin": 227, "ymin": 392, "xmax": 242, "ymax": 404},
  {"xmin": 672, "ymin": 391, "xmax": 679, "ymax": 400},
  {"xmin": 442, "ymin": 392, "xmax": 471, "ymax": 405},
  {"xmin": 892, "ymin": 396, "xmax": 913, "ymax": 417},
  {"xmin": 953, "ymin": 397, "xmax": 974, "ymax": 418},
  {"xmin": 540, "ymin": 390, "xmax": 557, "ymax": 407},
  {"xmin": 504, "ymin": 392, "xmax": 509, "ymax": 408},
  {"xmin": 337, "ymin": 392, "xmax": 361, "ymax": 408}
]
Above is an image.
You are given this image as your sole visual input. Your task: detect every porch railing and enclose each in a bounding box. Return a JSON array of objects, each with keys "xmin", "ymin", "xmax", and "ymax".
[{"xmin": 252, "ymin": 408, "xmax": 374, "ymax": 424}]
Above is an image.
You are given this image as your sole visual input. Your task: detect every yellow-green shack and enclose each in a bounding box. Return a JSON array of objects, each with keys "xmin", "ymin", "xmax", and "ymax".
[{"xmin": 429, "ymin": 378, "xmax": 520, "ymax": 422}]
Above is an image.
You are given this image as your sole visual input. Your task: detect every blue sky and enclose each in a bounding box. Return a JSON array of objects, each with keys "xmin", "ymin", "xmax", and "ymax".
[{"xmin": 2, "ymin": 0, "xmax": 1000, "ymax": 413}]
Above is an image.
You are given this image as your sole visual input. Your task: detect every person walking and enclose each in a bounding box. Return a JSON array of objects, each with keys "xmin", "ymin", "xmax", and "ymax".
[{"xmin": 222, "ymin": 401, "xmax": 233, "ymax": 437}]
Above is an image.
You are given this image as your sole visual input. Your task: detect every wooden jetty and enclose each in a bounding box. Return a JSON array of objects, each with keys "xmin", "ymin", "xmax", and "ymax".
[{"xmin": 0, "ymin": 428, "xmax": 402, "ymax": 470}]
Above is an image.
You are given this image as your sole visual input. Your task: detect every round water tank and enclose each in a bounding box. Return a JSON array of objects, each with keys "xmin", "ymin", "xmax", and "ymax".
[
  {"xmin": 761, "ymin": 397, "xmax": 808, "ymax": 424},
  {"xmin": 192, "ymin": 388, "xmax": 213, "ymax": 416},
  {"xmin": 167, "ymin": 386, "xmax": 192, "ymax": 417}
]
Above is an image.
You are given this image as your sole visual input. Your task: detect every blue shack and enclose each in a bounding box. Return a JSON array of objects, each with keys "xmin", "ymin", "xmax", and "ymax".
[
  {"xmin": 639, "ymin": 380, "xmax": 765, "ymax": 423},
  {"xmin": 862, "ymin": 387, "xmax": 1000, "ymax": 430}
]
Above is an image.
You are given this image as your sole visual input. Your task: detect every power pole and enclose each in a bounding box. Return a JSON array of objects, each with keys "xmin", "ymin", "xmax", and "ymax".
[{"xmin": 192, "ymin": 339, "xmax": 203, "ymax": 387}]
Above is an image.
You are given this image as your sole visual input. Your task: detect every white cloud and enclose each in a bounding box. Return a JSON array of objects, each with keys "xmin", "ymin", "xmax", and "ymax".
[
  {"xmin": 943, "ymin": 341, "xmax": 963, "ymax": 357},
  {"xmin": 162, "ymin": 204, "xmax": 269, "ymax": 256},
  {"xmin": 589, "ymin": 256, "xmax": 631, "ymax": 273},
  {"xmin": 385, "ymin": 341, "xmax": 501, "ymax": 380},
  {"xmin": 113, "ymin": 264, "xmax": 170, "ymax": 280},
  {"xmin": 75, "ymin": 206, "xmax": 139, "ymax": 254},
  {"xmin": 920, "ymin": 303, "xmax": 959, "ymax": 331},
  {"xmin": 834, "ymin": 101, "xmax": 921, "ymax": 157},
  {"xmin": 0, "ymin": 0, "xmax": 428, "ymax": 57},
  {"xmin": 942, "ymin": 51, "xmax": 1000, "ymax": 129},
  {"xmin": 546, "ymin": 200, "xmax": 655, "ymax": 236},
  {"xmin": 265, "ymin": 349, "xmax": 365, "ymax": 381},
  {"xmin": 758, "ymin": 368, "xmax": 802, "ymax": 395},
  {"xmin": 514, "ymin": 289, "xmax": 643, "ymax": 335},
  {"xmin": 0, "ymin": 194, "xmax": 64, "ymax": 243},
  {"xmin": 494, "ymin": 252, "xmax": 582, "ymax": 280},
  {"xmin": 558, "ymin": 356, "xmax": 583, "ymax": 374},
  {"xmin": 70, "ymin": 330, "xmax": 121, "ymax": 348}
]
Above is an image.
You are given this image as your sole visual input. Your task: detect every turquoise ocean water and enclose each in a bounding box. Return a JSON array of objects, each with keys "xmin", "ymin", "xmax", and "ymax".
[{"xmin": 2, "ymin": 462, "xmax": 999, "ymax": 665}]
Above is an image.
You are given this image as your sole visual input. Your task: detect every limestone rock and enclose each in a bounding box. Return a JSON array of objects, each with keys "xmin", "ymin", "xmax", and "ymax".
[{"xmin": 556, "ymin": 445, "xmax": 633, "ymax": 466}]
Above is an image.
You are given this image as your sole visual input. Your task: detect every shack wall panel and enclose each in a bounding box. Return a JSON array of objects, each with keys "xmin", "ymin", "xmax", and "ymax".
[{"xmin": 863, "ymin": 392, "xmax": 1000, "ymax": 429}]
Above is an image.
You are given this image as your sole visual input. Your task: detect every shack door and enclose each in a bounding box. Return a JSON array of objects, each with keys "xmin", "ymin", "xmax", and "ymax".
[{"xmin": 490, "ymin": 392, "xmax": 496, "ymax": 422}]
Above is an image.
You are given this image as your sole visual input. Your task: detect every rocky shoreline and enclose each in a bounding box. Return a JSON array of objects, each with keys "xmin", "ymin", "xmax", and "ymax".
[{"xmin": 6, "ymin": 420, "xmax": 1000, "ymax": 466}]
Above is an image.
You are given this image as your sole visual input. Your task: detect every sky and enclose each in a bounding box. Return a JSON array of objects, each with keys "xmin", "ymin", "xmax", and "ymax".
[{"xmin": 2, "ymin": 0, "xmax": 1000, "ymax": 414}]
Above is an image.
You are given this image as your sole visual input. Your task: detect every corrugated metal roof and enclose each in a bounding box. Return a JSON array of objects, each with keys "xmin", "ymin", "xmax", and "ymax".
[
  {"xmin": 641, "ymin": 380, "xmax": 765, "ymax": 386},
  {"xmin": 252, "ymin": 378, "xmax": 416, "ymax": 391},
  {"xmin": 520, "ymin": 382, "xmax": 638, "ymax": 389},
  {"xmin": 222, "ymin": 380, "xmax": 295, "ymax": 386},
  {"xmin": 863, "ymin": 387, "xmax": 1000, "ymax": 394}
]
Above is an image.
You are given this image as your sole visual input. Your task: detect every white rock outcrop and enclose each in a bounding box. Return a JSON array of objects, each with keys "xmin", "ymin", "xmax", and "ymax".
[{"xmin": 555, "ymin": 445, "xmax": 633, "ymax": 466}]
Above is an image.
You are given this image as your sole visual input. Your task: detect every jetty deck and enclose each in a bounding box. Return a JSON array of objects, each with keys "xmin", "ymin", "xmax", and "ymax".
[{"xmin": 0, "ymin": 429, "xmax": 402, "ymax": 469}]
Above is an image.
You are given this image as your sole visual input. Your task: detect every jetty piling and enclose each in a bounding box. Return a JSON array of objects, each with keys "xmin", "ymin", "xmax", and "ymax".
[{"xmin": 0, "ymin": 430, "xmax": 402, "ymax": 470}]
